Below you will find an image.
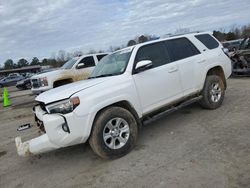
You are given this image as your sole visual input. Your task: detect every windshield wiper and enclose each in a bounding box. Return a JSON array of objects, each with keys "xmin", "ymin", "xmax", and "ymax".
[{"xmin": 88, "ymin": 73, "xmax": 119, "ymax": 79}]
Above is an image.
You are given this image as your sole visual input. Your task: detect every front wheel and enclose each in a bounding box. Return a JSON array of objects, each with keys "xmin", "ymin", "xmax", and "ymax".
[
  {"xmin": 199, "ymin": 75, "xmax": 225, "ymax": 109},
  {"xmin": 89, "ymin": 107, "xmax": 138, "ymax": 159}
]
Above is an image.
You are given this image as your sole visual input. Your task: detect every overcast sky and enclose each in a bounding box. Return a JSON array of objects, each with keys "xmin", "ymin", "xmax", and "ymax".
[{"xmin": 0, "ymin": 0, "xmax": 250, "ymax": 65}]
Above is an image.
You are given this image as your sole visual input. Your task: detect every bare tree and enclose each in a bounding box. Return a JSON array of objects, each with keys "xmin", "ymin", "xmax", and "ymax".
[{"xmin": 174, "ymin": 27, "xmax": 190, "ymax": 35}]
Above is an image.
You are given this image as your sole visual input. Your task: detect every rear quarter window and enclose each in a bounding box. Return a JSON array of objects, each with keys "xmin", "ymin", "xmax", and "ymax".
[{"xmin": 195, "ymin": 34, "xmax": 219, "ymax": 49}]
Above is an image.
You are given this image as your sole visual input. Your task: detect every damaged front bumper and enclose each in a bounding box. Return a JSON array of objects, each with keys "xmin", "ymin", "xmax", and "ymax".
[
  {"xmin": 15, "ymin": 134, "xmax": 58, "ymax": 156},
  {"xmin": 15, "ymin": 104, "xmax": 91, "ymax": 156}
]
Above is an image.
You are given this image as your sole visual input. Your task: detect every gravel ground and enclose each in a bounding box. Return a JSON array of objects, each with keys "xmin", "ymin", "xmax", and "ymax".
[{"xmin": 0, "ymin": 78, "xmax": 249, "ymax": 188}]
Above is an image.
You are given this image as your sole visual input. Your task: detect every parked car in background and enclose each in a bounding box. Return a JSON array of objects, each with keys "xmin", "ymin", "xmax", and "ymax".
[
  {"xmin": 16, "ymin": 32, "xmax": 232, "ymax": 159},
  {"xmin": 0, "ymin": 75, "xmax": 24, "ymax": 88},
  {"xmin": 16, "ymin": 73, "xmax": 34, "ymax": 90},
  {"xmin": 20, "ymin": 72, "xmax": 34, "ymax": 79},
  {"xmin": 16, "ymin": 78, "xmax": 32, "ymax": 90},
  {"xmin": 8, "ymin": 73, "xmax": 21, "ymax": 77},
  {"xmin": 30, "ymin": 53, "xmax": 108, "ymax": 94}
]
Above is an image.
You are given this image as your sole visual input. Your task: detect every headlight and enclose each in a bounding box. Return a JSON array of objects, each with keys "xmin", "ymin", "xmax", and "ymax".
[
  {"xmin": 46, "ymin": 97, "xmax": 80, "ymax": 114},
  {"xmin": 39, "ymin": 77, "xmax": 48, "ymax": 87}
]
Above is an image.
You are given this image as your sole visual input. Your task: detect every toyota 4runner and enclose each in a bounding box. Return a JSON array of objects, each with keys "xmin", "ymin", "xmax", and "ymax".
[{"xmin": 16, "ymin": 32, "xmax": 232, "ymax": 159}]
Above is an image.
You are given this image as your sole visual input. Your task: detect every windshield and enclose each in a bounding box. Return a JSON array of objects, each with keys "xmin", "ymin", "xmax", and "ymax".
[
  {"xmin": 61, "ymin": 58, "xmax": 78, "ymax": 69},
  {"xmin": 90, "ymin": 49, "xmax": 132, "ymax": 78}
]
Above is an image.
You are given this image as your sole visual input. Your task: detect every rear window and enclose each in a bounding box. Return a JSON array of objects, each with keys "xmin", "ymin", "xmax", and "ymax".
[
  {"xmin": 195, "ymin": 34, "xmax": 219, "ymax": 49},
  {"xmin": 164, "ymin": 38, "xmax": 200, "ymax": 62}
]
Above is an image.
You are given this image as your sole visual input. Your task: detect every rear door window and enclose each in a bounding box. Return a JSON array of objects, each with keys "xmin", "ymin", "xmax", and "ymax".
[
  {"xmin": 164, "ymin": 38, "xmax": 200, "ymax": 62},
  {"xmin": 195, "ymin": 34, "xmax": 219, "ymax": 49},
  {"xmin": 135, "ymin": 42, "xmax": 170, "ymax": 69}
]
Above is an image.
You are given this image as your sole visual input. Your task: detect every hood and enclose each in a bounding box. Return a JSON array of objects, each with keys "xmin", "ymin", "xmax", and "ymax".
[
  {"xmin": 36, "ymin": 77, "xmax": 111, "ymax": 104},
  {"xmin": 31, "ymin": 69, "xmax": 63, "ymax": 79}
]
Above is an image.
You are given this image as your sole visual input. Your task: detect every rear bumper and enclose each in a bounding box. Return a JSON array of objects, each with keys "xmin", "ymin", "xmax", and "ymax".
[{"xmin": 15, "ymin": 105, "xmax": 92, "ymax": 156}]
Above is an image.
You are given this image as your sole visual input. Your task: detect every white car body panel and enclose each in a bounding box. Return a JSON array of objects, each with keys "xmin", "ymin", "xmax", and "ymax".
[{"xmin": 133, "ymin": 62, "xmax": 183, "ymax": 115}]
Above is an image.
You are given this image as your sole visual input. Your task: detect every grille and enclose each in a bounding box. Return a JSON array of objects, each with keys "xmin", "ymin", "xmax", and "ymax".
[{"xmin": 31, "ymin": 79, "xmax": 40, "ymax": 88}]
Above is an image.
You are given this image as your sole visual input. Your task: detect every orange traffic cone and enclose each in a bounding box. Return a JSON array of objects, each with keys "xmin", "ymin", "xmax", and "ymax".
[{"xmin": 3, "ymin": 87, "xmax": 11, "ymax": 107}]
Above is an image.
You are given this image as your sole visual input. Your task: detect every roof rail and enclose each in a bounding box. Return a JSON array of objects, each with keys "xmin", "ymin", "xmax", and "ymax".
[{"xmin": 163, "ymin": 31, "xmax": 203, "ymax": 38}]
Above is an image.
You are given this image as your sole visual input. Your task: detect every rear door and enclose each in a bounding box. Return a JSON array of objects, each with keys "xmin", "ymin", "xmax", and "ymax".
[
  {"xmin": 132, "ymin": 42, "xmax": 183, "ymax": 114},
  {"xmin": 5, "ymin": 77, "xmax": 14, "ymax": 86},
  {"xmin": 164, "ymin": 37, "xmax": 203, "ymax": 96}
]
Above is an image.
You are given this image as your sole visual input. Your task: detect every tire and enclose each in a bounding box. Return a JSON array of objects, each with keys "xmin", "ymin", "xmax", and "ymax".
[
  {"xmin": 199, "ymin": 75, "xmax": 225, "ymax": 109},
  {"xmin": 89, "ymin": 107, "xmax": 138, "ymax": 159}
]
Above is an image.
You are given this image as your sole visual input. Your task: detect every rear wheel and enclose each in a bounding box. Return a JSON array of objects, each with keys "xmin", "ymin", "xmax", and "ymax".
[
  {"xmin": 89, "ymin": 107, "xmax": 138, "ymax": 159},
  {"xmin": 199, "ymin": 75, "xmax": 225, "ymax": 109}
]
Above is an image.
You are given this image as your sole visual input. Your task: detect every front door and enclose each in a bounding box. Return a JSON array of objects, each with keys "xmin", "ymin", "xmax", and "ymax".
[{"xmin": 132, "ymin": 42, "xmax": 183, "ymax": 115}]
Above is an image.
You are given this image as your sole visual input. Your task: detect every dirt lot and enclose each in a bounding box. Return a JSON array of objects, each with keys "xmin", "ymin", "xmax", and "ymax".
[{"xmin": 0, "ymin": 78, "xmax": 250, "ymax": 188}]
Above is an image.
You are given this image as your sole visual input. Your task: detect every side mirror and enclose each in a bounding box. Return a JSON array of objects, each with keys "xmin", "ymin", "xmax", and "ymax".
[
  {"xmin": 135, "ymin": 60, "xmax": 152, "ymax": 73},
  {"xmin": 77, "ymin": 62, "xmax": 85, "ymax": 69}
]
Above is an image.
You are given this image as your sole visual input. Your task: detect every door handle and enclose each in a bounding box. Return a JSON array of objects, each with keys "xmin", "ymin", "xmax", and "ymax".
[
  {"xmin": 197, "ymin": 59, "xmax": 206, "ymax": 64},
  {"xmin": 168, "ymin": 66, "xmax": 178, "ymax": 73}
]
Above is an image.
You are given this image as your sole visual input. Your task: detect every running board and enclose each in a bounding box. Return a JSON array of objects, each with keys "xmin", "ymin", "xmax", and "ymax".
[{"xmin": 143, "ymin": 96, "xmax": 202, "ymax": 124}]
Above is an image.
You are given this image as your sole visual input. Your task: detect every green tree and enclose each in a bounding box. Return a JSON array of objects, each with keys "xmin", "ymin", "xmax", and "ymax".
[
  {"xmin": 127, "ymin": 40, "xmax": 136, "ymax": 47},
  {"xmin": 30, "ymin": 57, "xmax": 40, "ymax": 65},
  {"xmin": 241, "ymin": 25, "xmax": 250, "ymax": 37},
  {"xmin": 41, "ymin": 58, "xmax": 48, "ymax": 65},
  {"xmin": 17, "ymin": 58, "xmax": 29, "ymax": 68},
  {"xmin": 4, "ymin": 59, "xmax": 14, "ymax": 69},
  {"xmin": 213, "ymin": 30, "xmax": 226, "ymax": 41},
  {"xmin": 226, "ymin": 32, "xmax": 237, "ymax": 41},
  {"xmin": 138, "ymin": 35, "xmax": 148, "ymax": 43}
]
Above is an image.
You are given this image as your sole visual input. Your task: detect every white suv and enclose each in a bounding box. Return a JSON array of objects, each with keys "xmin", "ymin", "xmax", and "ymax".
[
  {"xmin": 16, "ymin": 32, "xmax": 232, "ymax": 158},
  {"xmin": 31, "ymin": 53, "xmax": 108, "ymax": 94}
]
